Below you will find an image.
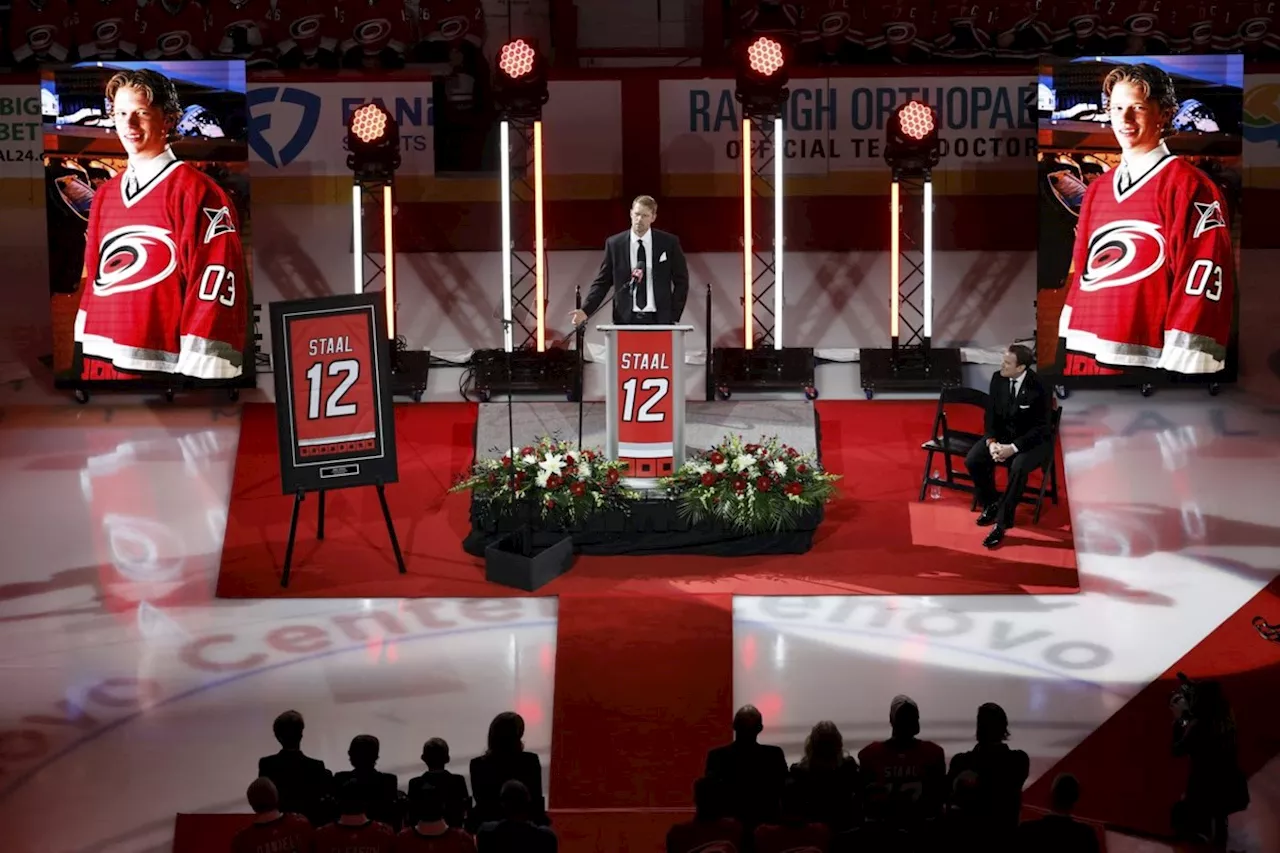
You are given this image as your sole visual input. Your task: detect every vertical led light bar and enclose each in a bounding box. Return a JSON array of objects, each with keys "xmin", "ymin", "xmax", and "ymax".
[
  {"xmin": 499, "ymin": 120, "xmax": 513, "ymax": 351},
  {"xmin": 922, "ymin": 178, "xmax": 934, "ymax": 341},
  {"xmin": 533, "ymin": 121, "xmax": 546, "ymax": 352},
  {"xmin": 743, "ymin": 118, "xmax": 753, "ymax": 350},
  {"xmin": 890, "ymin": 180, "xmax": 900, "ymax": 341},
  {"xmin": 773, "ymin": 116, "xmax": 784, "ymax": 350},
  {"xmin": 352, "ymin": 184, "xmax": 363, "ymax": 294},
  {"xmin": 383, "ymin": 184, "xmax": 395, "ymax": 340}
]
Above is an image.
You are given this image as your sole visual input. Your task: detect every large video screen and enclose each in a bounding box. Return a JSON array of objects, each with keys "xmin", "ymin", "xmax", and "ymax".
[
  {"xmin": 1036, "ymin": 55, "xmax": 1243, "ymax": 385},
  {"xmin": 44, "ymin": 60, "xmax": 252, "ymax": 388}
]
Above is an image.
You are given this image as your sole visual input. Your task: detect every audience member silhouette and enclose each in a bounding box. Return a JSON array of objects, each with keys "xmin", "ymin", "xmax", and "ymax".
[
  {"xmin": 314, "ymin": 780, "xmax": 397, "ymax": 853},
  {"xmin": 788, "ymin": 719, "xmax": 860, "ymax": 830},
  {"xmin": 469, "ymin": 712, "xmax": 546, "ymax": 830},
  {"xmin": 334, "ymin": 734, "xmax": 403, "ymax": 828},
  {"xmin": 257, "ymin": 710, "xmax": 334, "ymax": 826},
  {"xmin": 476, "ymin": 780, "xmax": 557, "ymax": 853},
  {"xmin": 1170, "ymin": 680, "xmax": 1250, "ymax": 847},
  {"xmin": 704, "ymin": 704, "xmax": 789, "ymax": 826},
  {"xmin": 396, "ymin": 783, "xmax": 477, "ymax": 852},
  {"xmin": 926, "ymin": 770, "xmax": 990, "ymax": 850},
  {"xmin": 232, "ymin": 777, "xmax": 314, "ymax": 853},
  {"xmin": 754, "ymin": 777, "xmax": 832, "ymax": 853},
  {"xmin": 830, "ymin": 784, "xmax": 911, "ymax": 853},
  {"xmin": 666, "ymin": 776, "xmax": 745, "ymax": 853},
  {"xmin": 1014, "ymin": 773, "xmax": 1100, "ymax": 853},
  {"xmin": 947, "ymin": 702, "xmax": 1030, "ymax": 841},
  {"xmin": 408, "ymin": 737, "xmax": 471, "ymax": 828},
  {"xmin": 857, "ymin": 695, "xmax": 947, "ymax": 825}
]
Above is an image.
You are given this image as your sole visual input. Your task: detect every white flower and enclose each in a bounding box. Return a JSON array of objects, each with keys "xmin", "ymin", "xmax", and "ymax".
[
  {"xmin": 691, "ymin": 462, "xmax": 710, "ymax": 475},
  {"xmin": 733, "ymin": 454, "xmax": 756, "ymax": 473},
  {"xmin": 771, "ymin": 460, "xmax": 788, "ymax": 477},
  {"xmin": 522, "ymin": 454, "xmax": 538, "ymax": 466},
  {"xmin": 714, "ymin": 462, "xmax": 728, "ymax": 473},
  {"xmin": 578, "ymin": 463, "xmax": 593, "ymax": 480},
  {"xmin": 539, "ymin": 453, "xmax": 566, "ymax": 476},
  {"xmin": 535, "ymin": 469, "xmax": 552, "ymax": 488}
]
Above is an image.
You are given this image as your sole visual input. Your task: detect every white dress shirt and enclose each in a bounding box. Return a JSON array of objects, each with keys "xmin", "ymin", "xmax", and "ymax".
[
  {"xmin": 628, "ymin": 229, "xmax": 655, "ymax": 314},
  {"xmin": 124, "ymin": 146, "xmax": 177, "ymax": 195},
  {"xmin": 1117, "ymin": 141, "xmax": 1171, "ymax": 193}
]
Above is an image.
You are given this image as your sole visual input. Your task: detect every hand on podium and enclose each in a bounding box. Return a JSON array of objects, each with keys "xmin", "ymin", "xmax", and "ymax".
[{"xmin": 569, "ymin": 309, "xmax": 587, "ymax": 326}]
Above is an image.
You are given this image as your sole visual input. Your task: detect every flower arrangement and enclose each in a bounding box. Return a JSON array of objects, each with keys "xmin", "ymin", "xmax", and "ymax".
[
  {"xmin": 450, "ymin": 436, "xmax": 638, "ymax": 525},
  {"xmin": 660, "ymin": 434, "xmax": 840, "ymax": 533}
]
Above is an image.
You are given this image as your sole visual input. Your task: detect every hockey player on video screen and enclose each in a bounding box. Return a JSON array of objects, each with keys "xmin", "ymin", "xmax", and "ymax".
[
  {"xmin": 75, "ymin": 69, "xmax": 247, "ymax": 381},
  {"xmin": 1058, "ymin": 64, "xmax": 1235, "ymax": 377}
]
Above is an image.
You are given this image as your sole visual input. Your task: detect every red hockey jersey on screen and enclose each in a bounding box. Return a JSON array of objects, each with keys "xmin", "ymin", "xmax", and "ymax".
[
  {"xmin": 76, "ymin": 153, "xmax": 248, "ymax": 380},
  {"xmin": 800, "ymin": 0, "xmax": 865, "ymax": 57},
  {"xmin": 993, "ymin": 1, "xmax": 1056, "ymax": 59},
  {"xmin": 419, "ymin": 0, "xmax": 486, "ymax": 48},
  {"xmin": 207, "ymin": 0, "xmax": 276, "ymax": 64},
  {"xmin": 136, "ymin": 0, "xmax": 210, "ymax": 59},
  {"xmin": 737, "ymin": 0, "xmax": 804, "ymax": 41},
  {"xmin": 1104, "ymin": 0, "xmax": 1172, "ymax": 53},
  {"xmin": 1051, "ymin": 0, "xmax": 1108, "ymax": 55},
  {"xmin": 866, "ymin": 0, "xmax": 935, "ymax": 63},
  {"xmin": 931, "ymin": 2, "xmax": 993, "ymax": 60},
  {"xmin": 73, "ymin": 0, "xmax": 141, "ymax": 60},
  {"xmin": 1169, "ymin": 0, "xmax": 1221, "ymax": 52},
  {"xmin": 272, "ymin": 0, "xmax": 341, "ymax": 59},
  {"xmin": 232, "ymin": 813, "xmax": 314, "ymax": 853},
  {"xmin": 1218, "ymin": 0, "xmax": 1276, "ymax": 54},
  {"xmin": 335, "ymin": 0, "xmax": 415, "ymax": 59},
  {"xmin": 1060, "ymin": 152, "xmax": 1235, "ymax": 375},
  {"xmin": 8, "ymin": 0, "xmax": 74, "ymax": 65}
]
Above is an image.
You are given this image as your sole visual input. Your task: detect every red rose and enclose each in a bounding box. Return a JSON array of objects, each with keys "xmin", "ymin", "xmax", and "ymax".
[
  {"xmin": 546, "ymin": 474, "xmax": 563, "ymax": 490},
  {"xmin": 606, "ymin": 468, "xmax": 620, "ymax": 484},
  {"xmin": 514, "ymin": 471, "xmax": 526, "ymax": 483},
  {"xmin": 521, "ymin": 446, "xmax": 534, "ymax": 456},
  {"xmin": 785, "ymin": 482, "xmax": 803, "ymax": 496},
  {"xmin": 487, "ymin": 474, "xmax": 497, "ymax": 486},
  {"xmin": 796, "ymin": 464, "xmax": 807, "ymax": 474},
  {"xmin": 501, "ymin": 455, "xmax": 511, "ymax": 467},
  {"xmin": 709, "ymin": 451, "xmax": 725, "ymax": 465},
  {"xmin": 570, "ymin": 481, "xmax": 587, "ymax": 497},
  {"xmin": 565, "ymin": 454, "xmax": 576, "ymax": 466},
  {"xmin": 732, "ymin": 478, "xmax": 747, "ymax": 493},
  {"xmin": 700, "ymin": 471, "xmax": 716, "ymax": 487},
  {"xmin": 746, "ymin": 444, "xmax": 759, "ymax": 454},
  {"xmin": 583, "ymin": 450, "xmax": 594, "ymax": 460},
  {"xmin": 545, "ymin": 498, "xmax": 556, "ymax": 509},
  {"xmin": 787, "ymin": 447, "xmax": 799, "ymax": 458},
  {"xmin": 755, "ymin": 476, "xmax": 772, "ymax": 492}
]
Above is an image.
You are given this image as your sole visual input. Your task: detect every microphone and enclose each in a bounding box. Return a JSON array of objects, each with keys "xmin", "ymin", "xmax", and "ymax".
[{"xmin": 629, "ymin": 267, "xmax": 643, "ymax": 288}]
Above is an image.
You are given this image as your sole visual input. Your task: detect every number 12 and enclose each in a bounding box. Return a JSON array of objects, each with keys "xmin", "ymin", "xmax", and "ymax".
[
  {"xmin": 622, "ymin": 377, "xmax": 668, "ymax": 422},
  {"xmin": 306, "ymin": 359, "xmax": 359, "ymax": 419}
]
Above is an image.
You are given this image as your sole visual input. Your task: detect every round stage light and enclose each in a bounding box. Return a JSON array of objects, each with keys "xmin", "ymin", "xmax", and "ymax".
[
  {"xmin": 746, "ymin": 36, "xmax": 785, "ymax": 77},
  {"xmin": 498, "ymin": 38, "xmax": 537, "ymax": 80},
  {"xmin": 351, "ymin": 103, "xmax": 389, "ymax": 145},
  {"xmin": 897, "ymin": 101, "xmax": 935, "ymax": 141}
]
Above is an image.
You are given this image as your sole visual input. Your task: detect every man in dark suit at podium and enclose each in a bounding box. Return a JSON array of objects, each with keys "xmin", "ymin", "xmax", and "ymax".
[
  {"xmin": 964, "ymin": 344, "xmax": 1054, "ymax": 549},
  {"xmin": 569, "ymin": 195, "xmax": 690, "ymax": 327}
]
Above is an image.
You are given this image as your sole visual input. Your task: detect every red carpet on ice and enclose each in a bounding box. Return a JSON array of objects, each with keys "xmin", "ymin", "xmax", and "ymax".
[{"xmin": 216, "ymin": 400, "xmax": 1079, "ymax": 599}]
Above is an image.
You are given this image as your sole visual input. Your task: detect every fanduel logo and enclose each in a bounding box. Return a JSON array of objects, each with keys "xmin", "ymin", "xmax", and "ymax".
[{"xmin": 247, "ymin": 86, "xmax": 322, "ymax": 168}]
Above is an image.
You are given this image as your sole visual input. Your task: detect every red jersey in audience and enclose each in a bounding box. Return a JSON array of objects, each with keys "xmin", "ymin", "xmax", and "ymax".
[
  {"xmin": 666, "ymin": 817, "xmax": 744, "ymax": 853},
  {"xmin": 232, "ymin": 812, "xmax": 314, "ymax": 853},
  {"xmin": 857, "ymin": 737, "xmax": 947, "ymax": 819},
  {"xmin": 753, "ymin": 820, "xmax": 830, "ymax": 853},
  {"xmin": 315, "ymin": 819, "xmax": 397, "ymax": 853},
  {"xmin": 74, "ymin": 0, "xmax": 141, "ymax": 60},
  {"xmin": 136, "ymin": 0, "xmax": 211, "ymax": 60},
  {"xmin": 395, "ymin": 824, "xmax": 476, "ymax": 853}
]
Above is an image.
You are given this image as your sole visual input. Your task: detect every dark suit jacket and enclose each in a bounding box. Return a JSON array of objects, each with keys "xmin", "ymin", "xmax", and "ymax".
[
  {"xmin": 407, "ymin": 769, "xmax": 471, "ymax": 827},
  {"xmin": 985, "ymin": 369, "xmax": 1053, "ymax": 454},
  {"xmin": 583, "ymin": 228, "xmax": 689, "ymax": 325},
  {"xmin": 947, "ymin": 743, "xmax": 1031, "ymax": 829},
  {"xmin": 469, "ymin": 752, "xmax": 546, "ymax": 828},
  {"xmin": 704, "ymin": 740, "xmax": 789, "ymax": 824},
  {"xmin": 257, "ymin": 750, "xmax": 334, "ymax": 825},
  {"xmin": 477, "ymin": 819, "xmax": 558, "ymax": 853},
  {"xmin": 333, "ymin": 768, "xmax": 401, "ymax": 827}
]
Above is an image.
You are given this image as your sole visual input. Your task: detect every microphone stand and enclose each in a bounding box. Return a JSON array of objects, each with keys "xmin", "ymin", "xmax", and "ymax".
[{"xmin": 499, "ymin": 316, "xmax": 528, "ymax": 557}]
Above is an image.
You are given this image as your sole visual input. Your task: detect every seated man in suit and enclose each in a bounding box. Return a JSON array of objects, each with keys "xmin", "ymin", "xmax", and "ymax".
[
  {"xmin": 965, "ymin": 343, "xmax": 1054, "ymax": 549},
  {"xmin": 257, "ymin": 710, "xmax": 334, "ymax": 827},
  {"xmin": 704, "ymin": 704, "xmax": 789, "ymax": 827},
  {"xmin": 569, "ymin": 194, "xmax": 690, "ymax": 328}
]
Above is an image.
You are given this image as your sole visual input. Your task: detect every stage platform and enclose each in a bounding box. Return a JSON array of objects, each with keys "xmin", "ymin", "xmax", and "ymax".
[{"xmin": 474, "ymin": 399, "xmax": 818, "ymax": 461}]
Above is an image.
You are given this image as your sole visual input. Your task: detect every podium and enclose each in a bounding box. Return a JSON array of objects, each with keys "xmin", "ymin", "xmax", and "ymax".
[{"xmin": 599, "ymin": 324, "xmax": 693, "ymax": 483}]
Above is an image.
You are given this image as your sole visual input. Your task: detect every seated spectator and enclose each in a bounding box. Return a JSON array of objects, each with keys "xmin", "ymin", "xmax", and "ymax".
[
  {"xmin": 469, "ymin": 712, "xmax": 546, "ymax": 829},
  {"xmin": 924, "ymin": 771, "xmax": 989, "ymax": 850},
  {"xmin": 857, "ymin": 695, "xmax": 947, "ymax": 826},
  {"xmin": 704, "ymin": 704, "xmax": 789, "ymax": 827},
  {"xmin": 831, "ymin": 785, "xmax": 910, "ymax": 853},
  {"xmin": 334, "ymin": 734, "xmax": 403, "ymax": 828},
  {"xmin": 476, "ymin": 780, "xmax": 557, "ymax": 853},
  {"xmin": 788, "ymin": 720, "xmax": 860, "ymax": 830},
  {"xmin": 754, "ymin": 778, "xmax": 831, "ymax": 853},
  {"xmin": 1014, "ymin": 773, "xmax": 1100, "ymax": 853},
  {"xmin": 948, "ymin": 702, "xmax": 1030, "ymax": 838},
  {"xmin": 667, "ymin": 776, "xmax": 744, "ymax": 853},
  {"xmin": 408, "ymin": 737, "xmax": 471, "ymax": 828},
  {"xmin": 315, "ymin": 780, "xmax": 397, "ymax": 853},
  {"xmin": 232, "ymin": 777, "xmax": 314, "ymax": 853},
  {"xmin": 396, "ymin": 784, "xmax": 477, "ymax": 852},
  {"xmin": 258, "ymin": 710, "xmax": 334, "ymax": 827}
]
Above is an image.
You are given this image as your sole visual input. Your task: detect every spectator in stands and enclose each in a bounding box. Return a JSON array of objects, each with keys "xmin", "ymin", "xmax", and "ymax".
[
  {"xmin": 948, "ymin": 702, "xmax": 1030, "ymax": 839},
  {"xmin": 857, "ymin": 695, "xmax": 947, "ymax": 826},
  {"xmin": 666, "ymin": 776, "xmax": 744, "ymax": 853},
  {"xmin": 704, "ymin": 704, "xmax": 789, "ymax": 827},
  {"xmin": 926, "ymin": 771, "xmax": 989, "ymax": 850},
  {"xmin": 788, "ymin": 719, "xmax": 860, "ymax": 830},
  {"xmin": 408, "ymin": 737, "xmax": 471, "ymax": 828},
  {"xmin": 469, "ymin": 712, "xmax": 546, "ymax": 830},
  {"xmin": 396, "ymin": 783, "xmax": 477, "ymax": 852},
  {"xmin": 754, "ymin": 777, "xmax": 831, "ymax": 853},
  {"xmin": 335, "ymin": 734, "xmax": 403, "ymax": 829},
  {"xmin": 476, "ymin": 780, "xmax": 557, "ymax": 853},
  {"xmin": 831, "ymin": 784, "xmax": 910, "ymax": 852},
  {"xmin": 258, "ymin": 710, "xmax": 334, "ymax": 827},
  {"xmin": 232, "ymin": 777, "xmax": 314, "ymax": 853},
  {"xmin": 1170, "ymin": 679, "xmax": 1250, "ymax": 847},
  {"xmin": 1014, "ymin": 773, "xmax": 1100, "ymax": 853},
  {"xmin": 315, "ymin": 780, "xmax": 398, "ymax": 853}
]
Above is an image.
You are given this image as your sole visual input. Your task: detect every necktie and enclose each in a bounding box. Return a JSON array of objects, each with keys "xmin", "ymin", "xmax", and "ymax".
[
  {"xmin": 635, "ymin": 240, "xmax": 649, "ymax": 311},
  {"xmin": 1119, "ymin": 166, "xmax": 1131, "ymax": 193},
  {"xmin": 1007, "ymin": 378, "xmax": 1018, "ymax": 416},
  {"xmin": 126, "ymin": 173, "xmax": 138, "ymax": 196}
]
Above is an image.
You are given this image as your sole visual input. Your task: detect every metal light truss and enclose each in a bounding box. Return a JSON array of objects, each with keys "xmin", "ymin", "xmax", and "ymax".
[
  {"xmin": 352, "ymin": 180, "xmax": 397, "ymax": 341},
  {"xmin": 499, "ymin": 117, "xmax": 546, "ymax": 352},
  {"xmin": 742, "ymin": 117, "xmax": 785, "ymax": 350},
  {"xmin": 889, "ymin": 174, "xmax": 933, "ymax": 357}
]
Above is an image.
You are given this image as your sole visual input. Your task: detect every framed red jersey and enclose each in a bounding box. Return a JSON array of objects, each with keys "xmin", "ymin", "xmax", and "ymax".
[
  {"xmin": 606, "ymin": 327, "xmax": 686, "ymax": 480},
  {"xmin": 136, "ymin": 0, "xmax": 211, "ymax": 60},
  {"xmin": 270, "ymin": 293, "xmax": 398, "ymax": 495}
]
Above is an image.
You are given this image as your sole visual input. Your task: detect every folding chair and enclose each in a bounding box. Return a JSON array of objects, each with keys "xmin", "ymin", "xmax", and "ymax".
[
  {"xmin": 919, "ymin": 386, "xmax": 990, "ymax": 501},
  {"xmin": 975, "ymin": 406, "xmax": 1063, "ymax": 524}
]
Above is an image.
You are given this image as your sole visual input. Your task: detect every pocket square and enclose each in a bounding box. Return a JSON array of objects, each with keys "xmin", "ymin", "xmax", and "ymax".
[
  {"xmin": 659, "ymin": 251, "xmax": 668, "ymax": 262},
  {"xmin": 1019, "ymin": 404, "xmax": 1031, "ymax": 409}
]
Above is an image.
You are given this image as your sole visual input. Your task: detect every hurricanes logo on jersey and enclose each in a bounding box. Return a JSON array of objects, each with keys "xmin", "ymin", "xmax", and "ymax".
[
  {"xmin": 203, "ymin": 206, "xmax": 237, "ymax": 244},
  {"xmin": 95, "ymin": 224, "xmax": 178, "ymax": 295},
  {"xmin": 157, "ymin": 30, "xmax": 194, "ymax": 55},
  {"xmin": 354, "ymin": 18, "xmax": 393, "ymax": 46},
  {"xmin": 437, "ymin": 15, "xmax": 469, "ymax": 40},
  {"xmin": 25, "ymin": 24, "xmax": 57, "ymax": 52},
  {"xmin": 1192, "ymin": 200, "xmax": 1226, "ymax": 238},
  {"xmin": 1080, "ymin": 219, "xmax": 1165, "ymax": 291}
]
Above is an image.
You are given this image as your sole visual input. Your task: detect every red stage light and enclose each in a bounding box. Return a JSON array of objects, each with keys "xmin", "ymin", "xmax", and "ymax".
[
  {"xmin": 351, "ymin": 103, "xmax": 388, "ymax": 144},
  {"xmin": 498, "ymin": 38, "xmax": 537, "ymax": 79},
  {"xmin": 898, "ymin": 101, "xmax": 935, "ymax": 141},
  {"xmin": 746, "ymin": 36, "xmax": 785, "ymax": 77}
]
